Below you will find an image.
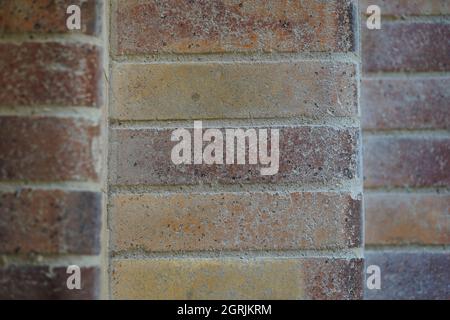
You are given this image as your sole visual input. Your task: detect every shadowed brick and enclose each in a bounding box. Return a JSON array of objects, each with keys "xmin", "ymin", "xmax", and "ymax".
[
  {"xmin": 112, "ymin": 258, "xmax": 363, "ymax": 299},
  {"xmin": 0, "ymin": 116, "xmax": 100, "ymax": 182},
  {"xmin": 0, "ymin": 266, "xmax": 100, "ymax": 299},
  {"xmin": 362, "ymin": 78, "xmax": 450, "ymax": 130},
  {"xmin": 110, "ymin": 192, "xmax": 361, "ymax": 252},
  {"xmin": 360, "ymin": 0, "xmax": 450, "ymax": 16},
  {"xmin": 109, "ymin": 126, "xmax": 359, "ymax": 186},
  {"xmin": 363, "ymin": 22, "xmax": 450, "ymax": 73},
  {"xmin": 112, "ymin": 0, "xmax": 355, "ymax": 55},
  {"xmin": 111, "ymin": 61, "xmax": 357, "ymax": 120},
  {"xmin": 363, "ymin": 136, "xmax": 450, "ymax": 188},
  {"xmin": 0, "ymin": 0, "xmax": 102, "ymax": 35},
  {"xmin": 365, "ymin": 251, "xmax": 450, "ymax": 300},
  {"xmin": 0, "ymin": 42, "xmax": 101, "ymax": 107},
  {"xmin": 0, "ymin": 190, "xmax": 102, "ymax": 254},
  {"xmin": 365, "ymin": 193, "xmax": 450, "ymax": 245}
]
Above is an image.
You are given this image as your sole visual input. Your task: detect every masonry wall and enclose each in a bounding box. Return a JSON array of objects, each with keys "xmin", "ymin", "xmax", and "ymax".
[
  {"xmin": 360, "ymin": 0, "xmax": 450, "ymax": 299},
  {"xmin": 0, "ymin": 0, "xmax": 106, "ymax": 299},
  {"xmin": 108, "ymin": 0, "xmax": 363, "ymax": 299}
]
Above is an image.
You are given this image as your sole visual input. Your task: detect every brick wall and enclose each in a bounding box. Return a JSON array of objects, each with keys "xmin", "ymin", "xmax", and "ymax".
[
  {"xmin": 0, "ymin": 0, "xmax": 105, "ymax": 299},
  {"xmin": 108, "ymin": 0, "xmax": 363, "ymax": 299},
  {"xmin": 360, "ymin": 0, "xmax": 450, "ymax": 299}
]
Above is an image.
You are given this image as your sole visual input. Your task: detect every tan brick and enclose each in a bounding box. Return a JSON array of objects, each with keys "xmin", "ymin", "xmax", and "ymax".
[
  {"xmin": 362, "ymin": 78, "xmax": 450, "ymax": 130},
  {"xmin": 365, "ymin": 193, "xmax": 450, "ymax": 245},
  {"xmin": 362, "ymin": 22, "xmax": 450, "ymax": 73},
  {"xmin": 112, "ymin": 0, "xmax": 355, "ymax": 55},
  {"xmin": 111, "ymin": 62, "xmax": 357, "ymax": 120},
  {"xmin": 363, "ymin": 136, "xmax": 450, "ymax": 188},
  {"xmin": 0, "ymin": 189, "xmax": 101, "ymax": 254},
  {"xmin": 109, "ymin": 126, "xmax": 359, "ymax": 186},
  {"xmin": 0, "ymin": 43, "xmax": 101, "ymax": 107},
  {"xmin": 0, "ymin": 0, "xmax": 102, "ymax": 35},
  {"xmin": 110, "ymin": 192, "xmax": 361, "ymax": 252},
  {"xmin": 111, "ymin": 258, "xmax": 363, "ymax": 299},
  {"xmin": 0, "ymin": 116, "xmax": 100, "ymax": 182},
  {"xmin": 360, "ymin": 0, "xmax": 450, "ymax": 16}
]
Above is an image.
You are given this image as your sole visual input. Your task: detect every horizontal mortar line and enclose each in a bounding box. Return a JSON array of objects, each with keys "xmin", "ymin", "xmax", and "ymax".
[
  {"xmin": 0, "ymin": 181, "xmax": 103, "ymax": 193},
  {"xmin": 363, "ymin": 71, "xmax": 450, "ymax": 79},
  {"xmin": 0, "ymin": 33, "xmax": 103, "ymax": 46},
  {"xmin": 0, "ymin": 254, "xmax": 101, "ymax": 268},
  {"xmin": 364, "ymin": 187, "xmax": 450, "ymax": 194},
  {"xmin": 0, "ymin": 106, "xmax": 102, "ymax": 121},
  {"xmin": 359, "ymin": 14, "xmax": 450, "ymax": 23},
  {"xmin": 111, "ymin": 51, "xmax": 360, "ymax": 64},
  {"xmin": 365, "ymin": 245, "xmax": 449, "ymax": 252},
  {"xmin": 362, "ymin": 129, "xmax": 450, "ymax": 138},
  {"xmin": 108, "ymin": 181, "xmax": 363, "ymax": 196},
  {"xmin": 108, "ymin": 117, "xmax": 361, "ymax": 129},
  {"xmin": 110, "ymin": 248, "xmax": 364, "ymax": 260}
]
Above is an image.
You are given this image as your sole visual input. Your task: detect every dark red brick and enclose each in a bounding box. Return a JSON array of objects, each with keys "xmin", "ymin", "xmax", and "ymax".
[
  {"xmin": 0, "ymin": 42, "xmax": 101, "ymax": 107},
  {"xmin": 0, "ymin": 116, "xmax": 100, "ymax": 182},
  {"xmin": 363, "ymin": 135, "xmax": 450, "ymax": 188},
  {"xmin": 0, "ymin": 190, "xmax": 101, "ymax": 254}
]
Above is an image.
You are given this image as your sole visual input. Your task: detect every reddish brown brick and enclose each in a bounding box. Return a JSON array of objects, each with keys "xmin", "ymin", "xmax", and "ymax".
[
  {"xmin": 363, "ymin": 136, "xmax": 450, "ymax": 188},
  {"xmin": 0, "ymin": 0, "xmax": 102, "ymax": 35},
  {"xmin": 0, "ymin": 43, "xmax": 101, "ymax": 107},
  {"xmin": 112, "ymin": 257, "xmax": 363, "ymax": 299},
  {"xmin": 0, "ymin": 265, "xmax": 100, "ymax": 299},
  {"xmin": 110, "ymin": 192, "xmax": 361, "ymax": 252},
  {"xmin": 360, "ymin": 0, "xmax": 450, "ymax": 16},
  {"xmin": 362, "ymin": 22, "xmax": 450, "ymax": 73},
  {"xmin": 362, "ymin": 78, "xmax": 450, "ymax": 130},
  {"xmin": 112, "ymin": 0, "xmax": 355, "ymax": 55},
  {"xmin": 111, "ymin": 61, "xmax": 357, "ymax": 120},
  {"xmin": 365, "ymin": 251, "xmax": 450, "ymax": 300},
  {"xmin": 109, "ymin": 126, "xmax": 359, "ymax": 186},
  {"xmin": 0, "ymin": 190, "xmax": 101, "ymax": 254},
  {"xmin": 0, "ymin": 116, "xmax": 100, "ymax": 182},
  {"xmin": 365, "ymin": 193, "xmax": 450, "ymax": 245}
]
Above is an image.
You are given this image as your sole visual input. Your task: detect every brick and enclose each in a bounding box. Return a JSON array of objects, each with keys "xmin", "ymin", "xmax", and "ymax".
[
  {"xmin": 112, "ymin": 0, "xmax": 355, "ymax": 55},
  {"xmin": 112, "ymin": 258, "xmax": 363, "ymax": 299},
  {"xmin": 0, "ymin": 190, "xmax": 101, "ymax": 254},
  {"xmin": 0, "ymin": 265, "xmax": 100, "ymax": 299},
  {"xmin": 363, "ymin": 136, "xmax": 450, "ymax": 188},
  {"xmin": 362, "ymin": 22, "xmax": 450, "ymax": 73},
  {"xmin": 365, "ymin": 251, "xmax": 450, "ymax": 300},
  {"xmin": 362, "ymin": 78, "xmax": 450, "ymax": 130},
  {"xmin": 365, "ymin": 193, "xmax": 450, "ymax": 245},
  {"xmin": 0, "ymin": 116, "xmax": 100, "ymax": 182},
  {"xmin": 0, "ymin": 43, "xmax": 101, "ymax": 107},
  {"xmin": 0, "ymin": 0, "xmax": 101, "ymax": 35},
  {"xmin": 360, "ymin": 0, "xmax": 450, "ymax": 16},
  {"xmin": 111, "ymin": 61, "xmax": 357, "ymax": 120},
  {"xmin": 109, "ymin": 126, "xmax": 359, "ymax": 186},
  {"xmin": 110, "ymin": 192, "xmax": 361, "ymax": 252}
]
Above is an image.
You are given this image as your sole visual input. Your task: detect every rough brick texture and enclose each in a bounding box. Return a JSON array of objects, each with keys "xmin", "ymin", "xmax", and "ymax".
[
  {"xmin": 0, "ymin": 265, "xmax": 100, "ymax": 300},
  {"xmin": 365, "ymin": 193, "xmax": 450, "ymax": 245},
  {"xmin": 363, "ymin": 136, "xmax": 450, "ymax": 188},
  {"xmin": 112, "ymin": 0, "xmax": 355, "ymax": 55},
  {"xmin": 110, "ymin": 126, "xmax": 359, "ymax": 186},
  {"xmin": 112, "ymin": 258, "xmax": 363, "ymax": 300},
  {"xmin": 0, "ymin": 190, "xmax": 102, "ymax": 254},
  {"xmin": 362, "ymin": 78, "xmax": 450, "ymax": 130},
  {"xmin": 110, "ymin": 192, "xmax": 361, "ymax": 252},
  {"xmin": 362, "ymin": 22, "xmax": 450, "ymax": 73},
  {"xmin": 111, "ymin": 61, "xmax": 357, "ymax": 120},
  {"xmin": 365, "ymin": 252, "xmax": 450, "ymax": 300},
  {"xmin": 0, "ymin": 42, "xmax": 101, "ymax": 107},
  {"xmin": 0, "ymin": 0, "xmax": 102, "ymax": 35},
  {"xmin": 360, "ymin": 0, "xmax": 450, "ymax": 16},
  {"xmin": 0, "ymin": 116, "xmax": 100, "ymax": 182}
]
